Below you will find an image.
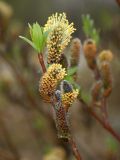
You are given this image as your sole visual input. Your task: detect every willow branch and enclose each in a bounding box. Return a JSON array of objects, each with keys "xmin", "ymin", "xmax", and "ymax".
[
  {"xmin": 78, "ymin": 97, "xmax": 120, "ymax": 142},
  {"xmin": 38, "ymin": 54, "xmax": 83, "ymax": 160},
  {"xmin": 68, "ymin": 137, "xmax": 82, "ymax": 160},
  {"xmin": 38, "ymin": 53, "xmax": 46, "ymax": 73}
]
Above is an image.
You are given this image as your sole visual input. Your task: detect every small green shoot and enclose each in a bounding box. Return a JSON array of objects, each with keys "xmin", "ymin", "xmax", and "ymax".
[{"xmin": 19, "ymin": 22, "xmax": 49, "ymax": 53}]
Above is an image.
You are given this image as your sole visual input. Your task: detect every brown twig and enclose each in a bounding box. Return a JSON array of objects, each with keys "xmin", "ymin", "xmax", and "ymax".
[
  {"xmin": 101, "ymin": 97, "xmax": 109, "ymax": 125},
  {"xmin": 78, "ymin": 97, "xmax": 120, "ymax": 142},
  {"xmin": 68, "ymin": 137, "xmax": 82, "ymax": 160},
  {"xmin": 38, "ymin": 53, "xmax": 46, "ymax": 73}
]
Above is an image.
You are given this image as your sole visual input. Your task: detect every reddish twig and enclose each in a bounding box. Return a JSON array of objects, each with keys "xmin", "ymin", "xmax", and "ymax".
[
  {"xmin": 101, "ymin": 97, "xmax": 109, "ymax": 125},
  {"xmin": 116, "ymin": 0, "xmax": 120, "ymax": 7},
  {"xmin": 38, "ymin": 53, "xmax": 46, "ymax": 73},
  {"xmin": 78, "ymin": 97, "xmax": 120, "ymax": 142},
  {"xmin": 68, "ymin": 137, "xmax": 82, "ymax": 160}
]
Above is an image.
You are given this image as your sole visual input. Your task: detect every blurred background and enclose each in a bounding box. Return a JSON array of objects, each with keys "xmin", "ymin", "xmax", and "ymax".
[{"xmin": 0, "ymin": 0, "xmax": 120, "ymax": 160}]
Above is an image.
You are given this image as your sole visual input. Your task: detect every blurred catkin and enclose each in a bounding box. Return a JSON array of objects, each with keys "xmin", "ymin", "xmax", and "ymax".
[
  {"xmin": 98, "ymin": 50, "xmax": 113, "ymax": 97},
  {"xmin": 98, "ymin": 50, "xmax": 113, "ymax": 63},
  {"xmin": 44, "ymin": 13, "xmax": 75, "ymax": 64},
  {"xmin": 70, "ymin": 38, "xmax": 81, "ymax": 80},
  {"xmin": 70, "ymin": 38, "xmax": 81, "ymax": 67},
  {"xmin": 100, "ymin": 62, "xmax": 112, "ymax": 97},
  {"xmin": 39, "ymin": 64, "xmax": 66, "ymax": 102},
  {"xmin": 0, "ymin": 1, "xmax": 13, "ymax": 40},
  {"xmin": 83, "ymin": 39, "xmax": 97, "ymax": 70}
]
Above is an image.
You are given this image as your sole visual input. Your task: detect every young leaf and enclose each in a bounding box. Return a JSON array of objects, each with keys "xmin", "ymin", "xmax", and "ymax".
[
  {"xmin": 19, "ymin": 22, "xmax": 49, "ymax": 53},
  {"xmin": 19, "ymin": 36, "xmax": 37, "ymax": 51},
  {"xmin": 82, "ymin": 14, "xmax": 100, "ymax": 45}
]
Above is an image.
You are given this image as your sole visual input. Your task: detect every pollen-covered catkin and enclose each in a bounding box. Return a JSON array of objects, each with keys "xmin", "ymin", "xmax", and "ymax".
[
  {"xmin": 44, "ymin": 13, "xmax": 76, "ymax": 64},
  {"xmin": 39, "ymin": 64, "xmax": 66, "ymax": 102},
  {"xmin": 60, "ymin": 80, "xmax": 79, "ymax": 111},
  {"xmin": 83, "ymin": 39, "xmax": 97, "ymax": 70}
]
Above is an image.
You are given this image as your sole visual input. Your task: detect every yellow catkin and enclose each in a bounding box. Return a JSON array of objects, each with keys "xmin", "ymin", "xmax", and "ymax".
[
  {"xmin": 39, "ymin": 64, "xmax": 66, "ymax": 102},
  {"xmin": 83, "ymin": 39, "xmax": 97, "ymax": 69},
  {"xmin": 62, "ymin": 89, "xmax": 79, "ymax": 110},
  {"xmin": 98, "ymin": 50, "xmax": 113, "ymax": 62},
  {"xmin": 44, "ymin": 13, "xmax": 76, "ymax": 64}
]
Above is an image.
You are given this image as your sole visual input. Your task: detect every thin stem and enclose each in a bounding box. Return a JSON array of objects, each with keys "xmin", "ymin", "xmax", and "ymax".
[
  {"xmin": 94, "ymin": 66, "xmax": 101, "ymax": 81},
  {"xmin": 78, "ymin": 97, "xmax": 120, "ymax": 142},
  {"xmin": 38, "ymin": 53, "xmax": 46, "ymax": 73},
  {"xmin": 101, "ymin": 97, "xmax": 109, "ymax": 125},
  {"xmin": 68, "ymin": 137, "xmax": 82, "ymax": 160}
]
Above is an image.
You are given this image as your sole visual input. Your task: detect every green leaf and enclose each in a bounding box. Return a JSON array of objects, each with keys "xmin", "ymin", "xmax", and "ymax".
[
  {"xmin": 20, "ymin": 22, "xmax": 49, "ymax": 53},
  {"xmin": 28, "ymin": 23, "xmax": 33, "ymax": 39},
  {"xmin": 19, "ymin": 36, "xmax": 37, "ymax": 51},
  {"xmin": 81, "ymin": 90, "xmax": 91, "ymax": 104},
  {"xmin": 64, "ymin": 75, "xmax": 74, "ymax": 83},
  {"xmin": 67, "ymin": 66, "xmax": 78, "ymax": 76},
  {"xmin": 106, "ymin": 136, "xmax": 118, "ymax": 152},
  {"xmin": 32, "ymin": 23, "xmax": 42, "ymax": 52}
]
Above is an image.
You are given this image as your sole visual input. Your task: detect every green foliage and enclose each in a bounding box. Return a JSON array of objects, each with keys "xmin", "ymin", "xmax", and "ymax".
[
  {"xmin": 106, "ymin": 136, "xmax": 118, "ymax": 152},
  {"xmin": 82, "ymin": 14, "xmax": 100, "ymax": 45},
  {"xmin": 65, "ymin": 66, "xmax": 81, "ymax": 90},
  {"xmin": 19, "ymin": 22, "xmax": 49, "ymax": 53},
  {"xmin": 67, "ymin": 66, "xmax": 78, "ymax": 76},
  {"xmin": 80, "ymin": 90, "xmax": 91, "ymax": 104},
  {"xmin": 65, "ymin": 66, "xmax": 77, "ymax": 84},
  {"xmin": 33, "ymin": 116, "xmax": 46, "ymax": 130}
]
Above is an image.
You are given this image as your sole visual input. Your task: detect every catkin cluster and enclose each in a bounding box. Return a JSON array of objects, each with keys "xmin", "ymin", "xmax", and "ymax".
[
  {"xmin": 82, "ymin": 38, "xmax": 114, "ymax": 105},
  {"xmin": 39, "ymin": 13, "xmax": 78, "ymax": 107}
]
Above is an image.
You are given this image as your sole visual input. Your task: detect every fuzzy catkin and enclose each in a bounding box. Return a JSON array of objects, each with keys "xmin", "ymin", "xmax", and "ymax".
[
  {"xmin": 98, "ymin": 50, "xmax": 113, "ymax": 63},
  {"xmin": 70, "ymin": 38, "xmax": 81, "ymax": 67},
  {"xmin": 44, "ymin": 13, "xmax": 76, "ymax": 64},
  {"xmin": 100, "ymin": 62, "xmax": 112, "ymax": 97}
]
